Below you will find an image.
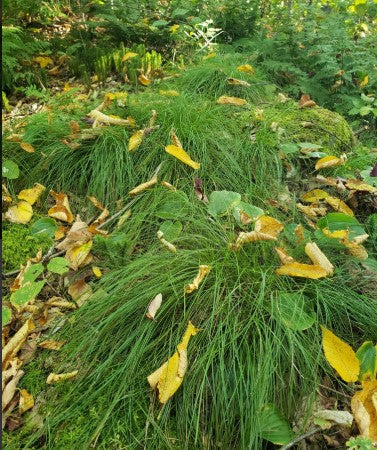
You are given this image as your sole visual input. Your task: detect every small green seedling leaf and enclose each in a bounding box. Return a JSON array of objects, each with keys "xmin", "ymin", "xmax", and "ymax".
[
  {"xmin": 279, "ymin": 143, "xmax": 299, "ymax": 155},
  {"xmin": 2, "ymin": 159, "xmax": 20, "ymax": 179},
  {"xmin": 208, "ymin": 191, "xmax": 241, "ymax": 217},
  {"xmin": 47, "ymin": 257, "xmax": 70, "ymax": 275},
  {"xmin": 31, "ymin": 218, "xmax": 57, "ymax": 238}
]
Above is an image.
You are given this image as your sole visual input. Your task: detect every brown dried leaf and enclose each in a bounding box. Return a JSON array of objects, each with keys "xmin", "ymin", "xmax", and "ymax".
[{"xmin": 2, "ymin": 319, "xmax": 35, "ymax": 370}]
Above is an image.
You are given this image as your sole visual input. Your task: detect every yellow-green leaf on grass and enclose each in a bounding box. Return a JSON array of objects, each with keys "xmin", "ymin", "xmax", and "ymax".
[
  {"xmin": 47, "ymin": 257, "xmax": 70, "ymax": 275},
  {"xmin": 259, "ymin": 404, "xmax": 294, "ymax": 445},
  {"xmin": 272, "ymin": 293, "xmax": 315, "ymax": 331},
  {"xmin": 5, "ymin": 201, "xmax": 33, "ymax": 224},
  {"xmin": 356, "ymin": 341, "xmax": 377, "ymax": 382},
  {"xmin": 321, "ymin": 326, "xmax": 360, "ymax": 382},
  {"xmin": 10, "ymin": 281, "xmax": 45, "ymax": 311},
  {"xmin": 2, "ymin": 306, "xmax": 12, "ymax": 327},
  {"xmin": 165, "ymin": 145, "xmax": 200, "ymax": 170},
  {"xmin": 128, "ymin": 130, "xmax": 144, "ymax": 152}
]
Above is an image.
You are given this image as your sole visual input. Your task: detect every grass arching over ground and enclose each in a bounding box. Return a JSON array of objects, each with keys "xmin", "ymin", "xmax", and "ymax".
[{"xmin": 3, "ymin": 51, "xmax": 377, "ymax": 449}]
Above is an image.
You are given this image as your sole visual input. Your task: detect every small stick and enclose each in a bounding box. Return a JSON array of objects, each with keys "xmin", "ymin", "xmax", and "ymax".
[{"xmin": 279, "ymin": 426, "xmax": 322, "ymax": 450}]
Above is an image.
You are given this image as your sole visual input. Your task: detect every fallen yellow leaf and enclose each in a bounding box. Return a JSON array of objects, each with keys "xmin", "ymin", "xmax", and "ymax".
[
  {"xmin": 2, "ymin": 319, "xmax": 35, "ymax": 370},
  {"xmin": 138, "ymin": 74, "xmax": 151, "ymax": 86},
  {"xmin": 275, "ymin": 247, "xmax": 296, "ymax": 265},
  {"xmin": 121, "ymin": 52, "xmax": 138, "ymax": 62},
  {"xmin": 66, "ymin": 241, "xmax": 93, "ymax": 270},
  {"xmin": 360, "ymin": 75, "xmax": 369, "ymax": 88},
  {"xmin": 305, "ymin": 242, "xmax": 334, "ymax": 276},
  {"xmin": 161, "ymin": 181, "xmax": 177, "ymax": 192},
  {"xmin": 165, "ymin": 145, "xmax": 200, "ymax": 170},
  {"xmin": 237, "ymin": 64, "xmax": 254, "ymax": 75},
  {"xmin": 5, "ymin": 201, "xmax": 33, "ymax": 224},
  {"xmin": 170, "ymin": 129, "xmax": 183, "ymax": 148},
  {"xmin": 46, "ymin": 371, "xmax": 78, "ymax": 384},
  {"xmin": 321, "ymin": 326, "xmax": 360, "ymax": 382},
  {"xmin": 19, "ymin": 142, "xmax": 35, "ymax": 153},
  {"xmin": 89, "ymin": 109, "xmax": 134, "ymax": 126},
  {"xmin": 184, "ymin": 265, "xmax": 210, "ymax": 294},
  {"xmin": 38, "ymin": 340, "xmax": 66, "ymax": 350},
  {"xmin": 233, "ymin": 216, "xmax": 283, "ymax": 250},
  {"xmin": 48, "ymin": 191, "xmax": 74, "ymax": 223},
  {"xmin": 147, "ymin": 321, "xmax": 200, "ymax": 404},
  {"xmin": 346, "ymin": 179, "xmax": 377, "ymax": 193},
  {"xmin": 226, "ymin": 77, "xmax": 251, "ymax": 87},
  {"xmin": 159, "ymin": 90, "xmax": 179, "ymax": 97},
  {"xmin": 129, "ymin": 175, "xmax": 158, "ymax": 195},
  {"xmin": 325, "ymin": 196, "xmax": 354, "ymax": 216},
  {"xmin": 216, "ymin": 95, "xmax": 247, "ymax": 106},
  {"xmin": 351, "ymin": 380, "xmax": 377, "ymax": 440},
  {"xmin": 128, "ymin": 130, "xmax": 144, "ymax": 152},
  {"xmin": 297, "ymin": 203, "xmax": 327, "ymax": 218},
  {"xmin": 33, "ymin": 56, "xmax": 53, "ymax": 68},
  {"xmin": 301, "ymin": 189, "xmax": 330, "ymax": 202},
  {"xmin": 17, "ymin": 183, "xmax": 46, "ymax": 205},
  {"xmin": 92, "ymin": 266, "xmax": 102, "ymax": 278},
  {"xmin": 315, "ymin": 155, "xmax": 344, "ymax": 170},
  {"xmin": 157, "ymin": 230, "xmax": 177, "ymax": 253},
  {"xmin": 344, "ymin": 241, "xmax": 368, "ymax": 260},
  {"xmin": 2, "ymin": 369, "xmax": 24, "ymax": 412},
  {"xmin": 19, "ymin": 389, "xmax": 34, "ymax": 414},
  {"xmin": 276, "ymin": 262, "xmax": 328, "ymax": 279}
]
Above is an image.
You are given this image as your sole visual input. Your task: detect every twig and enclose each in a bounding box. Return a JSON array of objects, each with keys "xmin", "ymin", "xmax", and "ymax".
[
  {"xmin": 279, "ymin": 427, "xmax": 322, "ymax": 450},
  {"xmin": 317, "ymin": 384, "xmax": 352, "ymax": 399}
]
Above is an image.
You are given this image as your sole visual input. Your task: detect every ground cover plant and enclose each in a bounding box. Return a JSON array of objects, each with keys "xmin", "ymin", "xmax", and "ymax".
[{"xmin": 2, "ymin": 1, "xmax": 377, "ymax": 449}]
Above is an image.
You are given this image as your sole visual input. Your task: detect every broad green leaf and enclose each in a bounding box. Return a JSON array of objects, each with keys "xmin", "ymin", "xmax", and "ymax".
[
  {"xmin": 2, "ymin": 306, "xmax": 12, "ymax": 327},
  {"xmin": 23, "ymin": 263, "xmax": 44, "ymax": 284},
  {"xmin": 159, "ymin": 221, "xmax": 182, "ymax": 242},
  {"xmin": 356, "ymin": 341, "xmax": 377, "ymax": 381},
  {"xmin": 232, "ymin": 201, "xmax": 264, "ymax": 225},
  {"xmin": 31, "ymin": 218, "xmax": 57, "ymax": 238},
  {"xmin": 208, "ymin": 191, "xmax": 241, "ymax": 217},
  {"xmin": 152, "ymin": 20, "xmax": 169, "ymax": 27},
  {"xmin": 280, "ymin": 143, "xmax": 299, "ymax": 155},
  {"xmin": 273, "ymin": 293, "xmax": 315, "ymax": 330},
  {"xmin": 155, "ymin": 191, "xmax": 190, "ymax": 220},
  {"xmin": 10, "ymin": 280, "xmax": 45, "ymax": 310},
  {"xmin": 298, "ymin": 142, "xmax": 323, "ymax": 150},
  {"xmin": 317, "ymin": 213, "xmax": 366, "ymax": 240},
  {"xmin": 47, "ymin": 257, "xmax": 70, "ymax": 275},
  {"xmin": 2, "ymin": 159, "xmax": 20, "ymax": 179},
  {"xmin": 359, "ymin": 106, "xmax": 372, "ymax": 116},
  {"xmin": 259, "ymin": 404, "xmax": 294, "ymax": 445}
]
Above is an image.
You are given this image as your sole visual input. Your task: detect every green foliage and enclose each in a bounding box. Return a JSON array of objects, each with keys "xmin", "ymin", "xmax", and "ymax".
[
  {"xmin": 347, "ymin": 436, "xmax": 375, "ymax": 450},
  {"xmin": 47, "ymin": 257, "xmax": 70, "ymax": 275}
]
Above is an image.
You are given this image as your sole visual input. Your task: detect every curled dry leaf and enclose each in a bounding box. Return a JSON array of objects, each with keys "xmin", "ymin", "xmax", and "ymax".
[
  {"xmin": 68, "ymin": 279, "xmax": 93, "ymax": 307},
  {"xmin": 66, "ymin": 241, "xmax": 93, "ymax": 270},
  {"xmin": 46, "ymin": 371, "xmax": 78, "ymax": 384},
  {"xmin": 165, "ymin": 145, "xmax": 200, "ymax": 170},
  {"xmin": 38, "ymin": 340, "xmax": 66, "ymax": 350},
  {"xmin": 301, "ymin": 189, "xmax": 330, "ymax": 202},
  {"xmin": 146, "ymin": 293, "xmax": 163, "ymax": 320},
  {"xmin": 233, "ymin": 216, "xmax": 283, "ymax": 250},
  {"xmin": 157, "ymin": 230, "xmax": 177, "ymax": 253},
  {"xmin": 275, "ymin": 247, "xmax": 295, "ymax": 265},
  {"xmin": 161, "ymin": 181, "xmax": 177, "ymax": 192},
  {"xmin": 92, "ymin": 266, "xmax": 102, "ymax": 278},
  {"xmin": 2, "ymin": 319, "xmax": 35, "ymax": 370},
  {"xmin": 5, "ymin": 201, "xmax": 33, "ymax": 224},
  {"xmin": 297, "ymin": 203, "xmax": 327, "ymax": 218},
  {"xmin": 138, "ymin": 74, "xmax": 151, "ymax": 86},
  {"xmin": 88, "ymin": 195, "xmax": 105, "ymax": 210},
  {"xmin": 2, "ymin": 370, "xmax": 24, "ymax": 412},
  {"xmin": 33, "ymin": 56, "xmax": 53, "ymax": 68},
  {"xmin": 2, "ymin": 359, "xmax": 22, "ymax": 391},
  {"xmin": 351, "ymin": 380, "xmax": 377, "ymax": 441},
  {"xmin": 325, "ymin": 196, "xmax": 354, "ymax": 216},
  {"xmin": 56, "ymin": 217, "xmax": 92, "ymax": 251},
  {"xmin": 216, "ymin": 96, "xmax": 247, "ymax": 106},
  {"xmin": 321, "ymin": 326, "xmax": 360, "ymax": 382},
  {"xmin": 314, "ymin": 409, "xmax": 353, "ymax": 429},
  {"xmin": 315, "ymin": 155, "xmax": 345, "ymax": 170},
  {"xmin": 19, "ymin": 142, "xmax": 35, "ymax": 153},
  {"xmin": 48, "ymin": 191, "xmax": 74, "ymax": 223},
  {"xmin": 276, "ymin": 262, "xmax": 328, "ymax": 279},
  {"xmin": 46, "ymin": 296, "xmax": 77, "ymax": 309},
  {"xmin": 121, "ymin": 52, "xmax": 138, "ymax": 62},
  {"xmin": 346, "ymin": 179, "xmax": 377, "ymax": 193},
  {"xmin": 129, "ymin": 175, "xmax": 158, "ymax": 195},
  {"xmin": 295, "ymin": 224, "xmax": 305, "ymax": 242},
  {"xmin": 194, "ymin": 177, "xmax": 208, "ymax": 203},
  {"xmin": 116, "ymin": 209, "xmax": 132, "ymax": 228},
  {"xmin": 17, "ymin": 183, "xmax": 46, "ymax": 205},
  {"xmin": 305, "ymin": 242, "xmax": 334, "ymax": 275},
  {"xmin": 345, "ymin": 241, "xmax": 368, "ymax": 260},
  {"xmin": 184, "ymin": 265, "xmax": 211, "ymax": 294},
  {"xmin": 237, "ymin": 64, "xmax": 254, "ymax": 75},
  {"xmin": 19, "ymin": 389, "xmax": 34, "ymax": 415},
  {"xmin": 128, "ymin": 130, "xmax": 144, "ymax": 152},
  {"xmin": 147, "ymin": 321, "xmax": 200, "ymax": 404},
  {"xmin": 226, "ymin": 77, "xmax": 251, "ymax": 87},
  {"xmin": 88, "ymin": 109, "xmax": 133, "ymax": 126},
  {"xmin": 170, "ymin": 128, "xmax": 183, "ymax": 149},
  {"xmin": 298, "ymin": 94, "xmax": 317, "ymax": 108}
]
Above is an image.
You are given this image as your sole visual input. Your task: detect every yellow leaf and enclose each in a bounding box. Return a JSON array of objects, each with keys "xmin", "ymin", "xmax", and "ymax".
[
  {"xmin": 48, "ymin": 191, "xmax": 74, "ymax": 223},
  {"xmin": 87, "ymin": 195, "xmax": 105, "ymax": 210},
  {"xmin": 305, "ymin": 242, "xmax": 334, "ymax": 275},
  {"xmin": 2, "ymin": 319, "xmax": 35, "ymax": 370},
  {"xmin": 170, "ymin": 129, "xmax": 183, "ymax": 148},
  {"xmin": 165, "ymin": 145, "xmax": 200, "ymax": 170},
  {"xmin": 321, "ymin": 326, "xmax": 360, "ymax": 382},
  {"xmin": 20, "ymin": 142, "xmax": 35, "ymax": 153},
  {"xmin": 66, "ymin": 241, "xmax": 93, "ymax": 270},
  {"xmin": 344, "ymin": 241, "xmax": 368, "ymax": 260},
  {"xmin": 169, "ymin": 24, "xmax": 179, "ymax": 33},
  {"xmin": 128, "ymin": 130, "xmax": 144, "ymax": 152},
  {"xmin": 275, "ymin": 247, "xmax": 296, "ymax": 265},
  {"xmin": 216, "ymin": 96, "xmax": 247, "ymax": 106},
  {"xmin": 89, "ymin": 109, "xmax": 134, "ymax": 126},
  {"xmin": 147, "ymin": 321, "xmax": 200, "ymax": 404},
  {"xmin": 157, "ymin": 230, "xmax": 177, "ymax": 253},
  {"xmin": 360, "ymin": 75, "xmax": 369, "ymax": 88},
  {"xmin": 121, "ymin": 52, "xmax": 138, "ymax": 62},
  {"xmin": 5, "ymin": 201, "xmax": 33, "ymax": 224},
  {"xmin": 346, "ymin": 179, "xmax": 377, "ymax": 193},
  {"xmin": 159, "ymin": 90, "xmax": 179, "ymax": 97},
  {"xmin": 33, "ymin": 56, "xmax": 53, "ymax": 68},
  {"xmin": 38, "ymin": 340, "xmax": 66, "ymax": 350},
  {"xmin": 184, "ymin": 265, "xmax": 210, "ymax": 294},
  {"xmin": 17, "ymin": 183, "xmax": 46, "ymax": 205},
  {"xmin": 19, "ymin": 389, "xmax": 34, "ymax": 414},
  {"xmin": 325, "ymin": 196, "xmax": 354, "ymax": 216},
  {"xmin": 276, "ymin": 262, "xmax": 328, "ymax": 279},
  {"xmin": 2, "ymin": 369, "xmax": 24, "ymax": 412},
  {"xmin": 92, "ymin": 266, "xmax": 102, "ymax": 278},
  {"xmin": 301, "ymin": 189, "xmax": 330, "ymax": 202},
  {"xmin": 46, "ymin": 371, "xmax": 78, "ymax": 384},
  {"xmin": 129, "ymin": 175, "xmax": 158, "ymax": 195},
  {"xmin": 322, "ymin": 227, "xmax": 349, "ymax": 240},
  {"xmin": 296, "ymin": 203, "xmax": 327, "ymax": 218},
  {"xmin": 255, "ymin": 215, "xmax": 284, "ymax": 237},
  {"xmin": 202, "ymin": 52, "xmax": 216, "ymax": 60},
  {"xmin": 146, "ymin": 293, "xmax": 162, "ymax": 320},
  {"xmin": 63, "ymin": 82, "xmax": 71, "ymax": 91},
  {"xmin": 237, "ymin": 64, "xmax": 254, "ymax": 75},
  {"xmin": 315, "ymin": 155, "xmax": 344, "ymax": 170},
  {"xmin": 138, "ymin": 74, "xmax": 151, "ymax": 86},
  {"xmin": 351, "ymin": 380, "xmax": 377, "ymax": 440},
  {"xmin": 226, "ymin": 77, "xmax": 251, "ymax": 87},
  {"xmin": 161, "ymin": 181, "xmax": 177, "ymax": 192}
]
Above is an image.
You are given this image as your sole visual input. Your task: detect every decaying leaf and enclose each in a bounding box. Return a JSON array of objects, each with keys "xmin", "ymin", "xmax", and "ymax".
[
  {"xmin": 19, "ymin": 142, "xmax": 35, "ymax": 153},
  {"xmin": 165, "ymin": 145, "xmax": 200, "ymax": 170},
  {"xmin": 19, "ymin": 389, "xmax": 34, "ymax": 415},
  {"xmin": 314, "ymin": 409, "xmax": 353, "ymax": 429},
  {"xmin": 17, "ymin": 183, "xmax": 46, "ymax": 205},
  {"xmin": 5, "ymin": 201, "xmax": 33, "ymax": 224},
  {"xmin": 321, "ymin": 326, "xmax": 360, "ymax": 382},
  {"xmin": 68, "ymin": 279, "xmax": 93, "ymax": 307},
  {"xmin": 325, "ymin": 196, "xmax": 354, "ymax": 216},
  {"xmin": 48, "ymin": 191, "xmax": 74, "ymax": 223},
  {"xmin": 38, "ymin": 340, "xmax": 66, "ymax": 350},
  {"xmin": 88, "ymin": 109, "xmax": 134, "ymax": 126},
  {"xmin": 305, "ymin": 242, "xmax": 334, "ymax": 275},
  {"xmin": 170, "ymin": 129, "xmax": 183, "ymax": 149},
  {"xmin": 128, "ymin": 130, "xmax": 144, "ymax": 152},
  {"xmin": 46, "ymin": 371, "xmax": 78, "ymax": 384},
  {"xmin": 147, "ymin": 321, "xmax": 200, "ymax": 404},
  {"xmin": 275, "ymin": 247, "xmax": 295, "ymax": 265},
  {"xmin": 46, "ymin": 296, "xmax": 77, "ymax": 309},
  {"xmin": 351, "ymin": 380, "xmax": 377, "ymax": 440},
  {"xmin": 2, "ymin": 370, "xmax": 24, "ymax": 412},
  {"xmin": 88, "ymin": 196, "xmax": 105, "ymax": 210},
  {"xmin": 2, "ymin": 319, "xmax": 35, "ymax": 370},
  {"xmin": 216, "ymin": 96, "xmax": 247, "ymax": 106},
  {"xmin": 122, "ymin": 52, "xmax": 138, "ymax": 62},
  {"xmin": 66, "ymin": 241, "xmax": 93, "ymax": 270},
  {"xmin": 157, "ymin": 230, "xmax": 177, "ymax": 253},
  {"xmin": 56, "ymin": 217, "xmax": 92, "ymax": 251},
  {"xmin": 345, "ymin": 241, "xmax": 368, "ymax": 260},
  {"xmin": 129, "ymin": 175, "xmax": 158, "ymax": 195},
  {"xmin": 138, "ymin": 74, "xmax": 151, "ymax": 86},
  {"xmin": 237, "ymin": 64, "xmax": 254, "ymax": 75},
  {"xmin": 33, "ymin": 56, "xmax": 53, "ymax": 68},
  {"xmin": 146, "ymin": 293, "xmax": 163, "ymax": 320},
  {"xmin": 226, "ymin": 78, "xmax": 251, "ymax": 87},
  {"xmin": 233, "ymin": 216, "xmax": 283, "ymax": 250},
  {"xmin": 301, "ymin": 189, "xmax": 330, "ymax": 202},
  {"xmin": 296, "ymin": 203, "xmax": 327, "ymax": 218},
  {"xmin": 346, "ymin": 179, "xmax": 377, "ymax": 193},
  {"xmin": 194, "ymin": 177, "xmax": 208, "ymax": 203},
  {"xmin": 298, "ymin": 94, "xmax": 317, "ymax": 108},
  {"xmin": 161, "ymin": 181, "xmax": 177, "ymax": 192},
  {"xmin": 315, "ymin": 155, "xmax": 345, "ymax": 170},
  {"xmin": 184, "ymin": 265, "xmax": 211, "ymax": 294},
  {"xmin": 276, "ymin": 262, "xmax": 328, "ymax": 279}
]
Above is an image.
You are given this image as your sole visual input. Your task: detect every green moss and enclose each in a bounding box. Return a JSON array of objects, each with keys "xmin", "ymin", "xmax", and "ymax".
[
  {"xmin": 253, "ymin": 102, "xmax": 355, "ymax": 153},
  {"xmin": 2, "ymin": 221, "xmax": 52, "ymax": 272}
]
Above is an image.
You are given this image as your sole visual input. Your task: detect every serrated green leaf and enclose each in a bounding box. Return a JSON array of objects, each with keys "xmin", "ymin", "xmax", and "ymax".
[{"xmin": 47, "ymin": 257, "xmax": 70, "ymax": 275}]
